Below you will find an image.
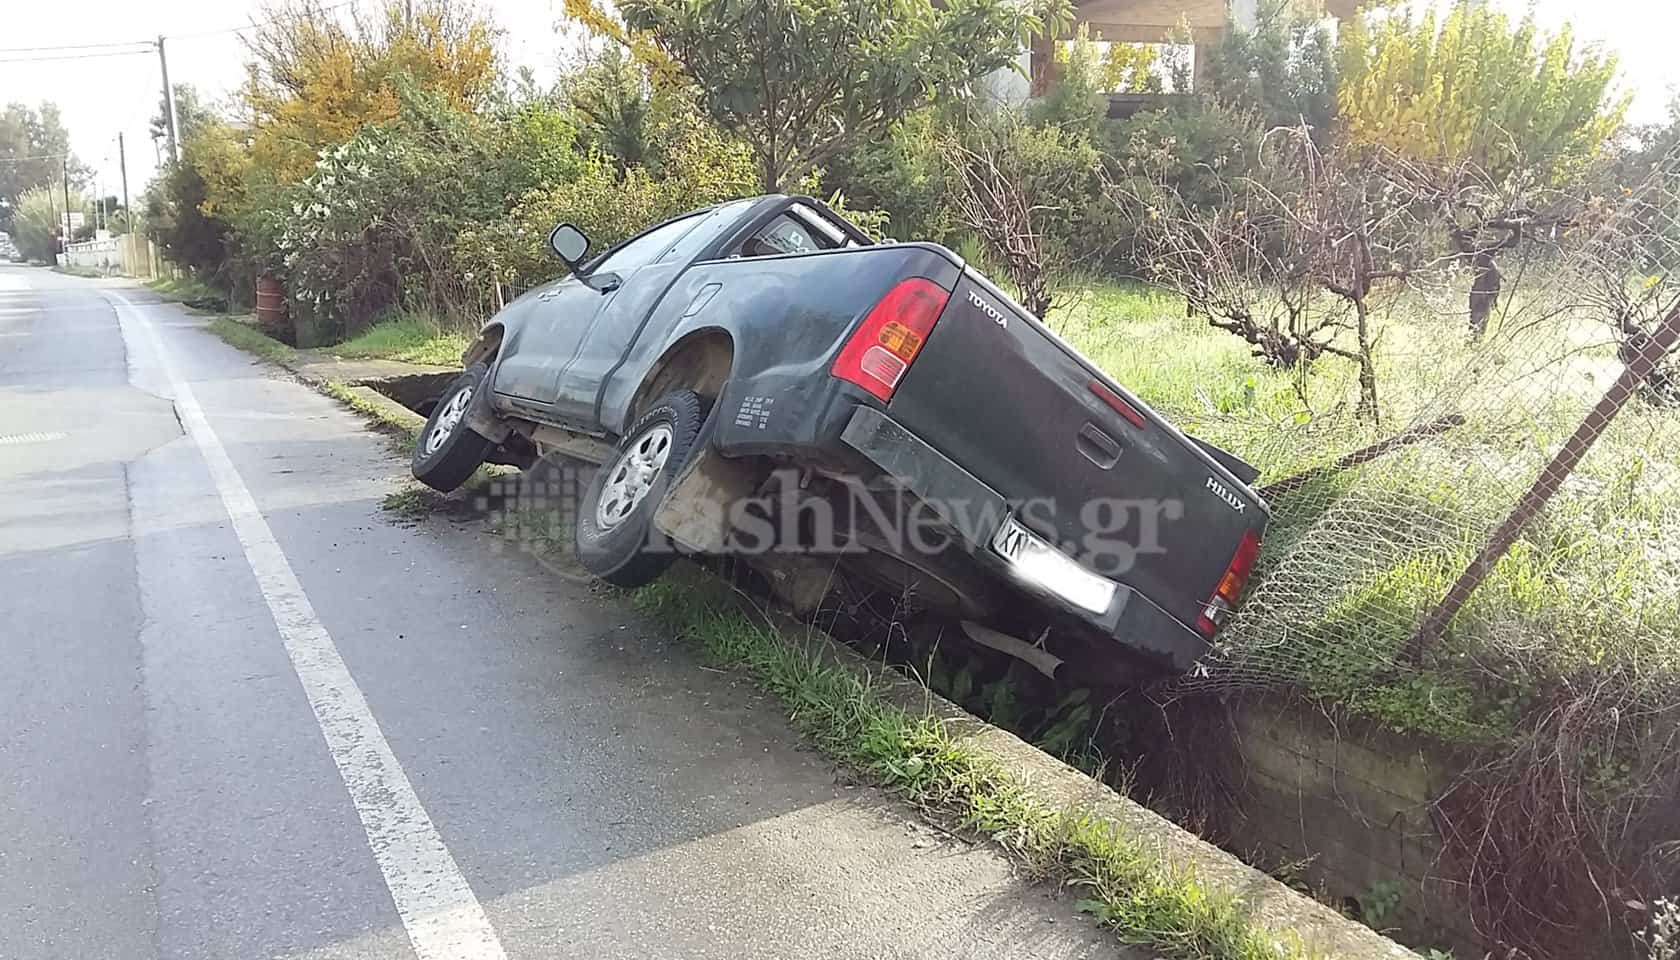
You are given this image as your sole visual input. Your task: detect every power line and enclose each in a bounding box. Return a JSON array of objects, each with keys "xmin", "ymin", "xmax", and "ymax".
[
  {"xmin": 164, "ymin": 23, "xmax": 262, "ymax": 41},
  {"xmin": 0, "ymin": 0, "xmax": 362, "ymax": 56},
  {"xmin": 0, "ymin": 40, "xmax": 155, "ymax": 54},
  {"xmin": 0, "ymin": 48, "xmax": 156, "ymax": 65}
]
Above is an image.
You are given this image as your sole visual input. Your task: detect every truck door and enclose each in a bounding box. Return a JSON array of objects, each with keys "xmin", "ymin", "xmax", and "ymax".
[
  {"xmin": 553, "ymin": 200, "xmax": 757, "ymax": 425},
  {"xmin": 499, "ymin": 212, "xmax": 706, "ymax": 415}
]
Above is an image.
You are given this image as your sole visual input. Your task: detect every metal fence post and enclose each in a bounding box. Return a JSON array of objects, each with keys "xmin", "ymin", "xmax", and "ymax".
[{"xmin": 1406, "ymin": 303, "xmax": 1680, "ymax": 663}]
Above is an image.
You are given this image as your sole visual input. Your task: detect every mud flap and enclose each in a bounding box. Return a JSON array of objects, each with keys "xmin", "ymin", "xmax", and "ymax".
[{"xmin": 651, "ymin": 396, "xmax": 761, "ymax": 555}]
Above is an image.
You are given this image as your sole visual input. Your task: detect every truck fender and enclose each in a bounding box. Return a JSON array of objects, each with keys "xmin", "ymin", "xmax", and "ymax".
[
  {"xmin": 619, "ymin": 329, "xmax": 735, "ymax": 434},
  {"xmin": 462, "ymin": 322, "xmax": 512, "ymax": 442}
]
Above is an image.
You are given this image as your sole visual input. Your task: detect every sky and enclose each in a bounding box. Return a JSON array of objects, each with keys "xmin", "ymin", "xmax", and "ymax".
[
  {"xmin": 2, "ymin": 0, "xmax": 1679, "ymax": 203},
  {"xmin": 0, "ymin": 0, "xmax": 578, "ymax": 200}
]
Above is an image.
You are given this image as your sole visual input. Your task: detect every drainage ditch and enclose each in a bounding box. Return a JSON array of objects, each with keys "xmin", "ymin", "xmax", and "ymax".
[{"xmin": 364, "ymin": 372, "xmax": 459, "ymax": 417}]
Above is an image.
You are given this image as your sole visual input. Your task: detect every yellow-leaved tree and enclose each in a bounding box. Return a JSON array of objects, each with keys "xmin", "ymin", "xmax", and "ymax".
[
  {"xmin": 243, "ymin": 0, "xmax": 498, "ymax": 182},
  {"xmin": 1339, "ymin": 5, "xmax": 1628, "ymax": 337},
  {"xmin": 1338, "ymin": 5, "xmax": 1626, "ymax": 187}
]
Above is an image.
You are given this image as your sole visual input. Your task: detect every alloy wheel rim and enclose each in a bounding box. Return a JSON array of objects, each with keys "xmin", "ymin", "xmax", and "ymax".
[
  {"xmin": 596, "ymin": 423, "xmax": 674, "ymax": 530},
  {"xmin": 424, "ymin": 385, "xmax": 473, "ymax": 456}
]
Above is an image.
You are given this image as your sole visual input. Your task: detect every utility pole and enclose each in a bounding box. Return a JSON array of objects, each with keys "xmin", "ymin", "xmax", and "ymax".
[
  {"xmin": 118, "ymin": 133, "xmax": 130, "ymax": 224},
  {"xmin": 62, "ymin": 157, "xmax": 73, "ymax": 243},
  {"xmin": 157, "ymin": 36, "xmax": 180, "ymax": 163}
]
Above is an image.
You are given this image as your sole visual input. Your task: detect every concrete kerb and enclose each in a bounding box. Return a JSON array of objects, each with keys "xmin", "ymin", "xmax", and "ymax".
[
  {"xmin": 216, "ymin": 323, "xmax": 436, "ymax": 435},
  {"xmin": 676, "ymin": 568, "xmax": 1421, "ymax": 960},
  {"xmin": 208, "ymin": 326, "xmax": 1420, "ymax": 960}
]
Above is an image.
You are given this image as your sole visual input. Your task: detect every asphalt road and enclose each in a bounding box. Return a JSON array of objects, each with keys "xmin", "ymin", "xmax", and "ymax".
[{"xmin": 0, "ymin": 263, "xmax": 1120, "ymax": 960}]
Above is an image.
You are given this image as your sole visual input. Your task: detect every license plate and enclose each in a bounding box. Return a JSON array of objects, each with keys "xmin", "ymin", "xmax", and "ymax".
[
  {"xmin": 989, "ymin": 517, "xmax": 1116, "ymax": 615},
  {"xmin": 991, "ymin": 518, "xmax": 1034, "ymax": 562}
]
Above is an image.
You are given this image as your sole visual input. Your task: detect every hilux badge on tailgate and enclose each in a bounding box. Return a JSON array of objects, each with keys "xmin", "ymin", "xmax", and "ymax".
[
  {"xmin": 1206, "ymin": 476, "xmax": 1245, "ymax": 513},
  {"xmin": 968, "ymin": 291, "xmax": 1008, "ymax": 328}
]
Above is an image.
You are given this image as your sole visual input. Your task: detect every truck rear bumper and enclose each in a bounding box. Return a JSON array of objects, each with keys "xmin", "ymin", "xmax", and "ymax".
[{"xmin": 838, "ymin": 405, "xmax": 1212, "ymax": 672}]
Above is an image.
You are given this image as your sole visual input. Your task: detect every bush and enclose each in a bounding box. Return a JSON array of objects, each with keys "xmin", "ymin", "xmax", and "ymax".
[
  {"xmin": 274, "ymin": 86, "xmax": 586, "ymax": 337},
  {"xmin": 145, "ymin": 152, "xmax": 235, "ymax": 285},
  {"xmin": 454, "ymin": 105, "xmax": 755, "ymax": 293},
  {"xmin": 816, "ymin": 109, "xmax": 955, "ymax": 242},
  {"xmin": 945, "ymin": 105, "xmax": 1106, "ymax": 315},
  {"xmin": 1103, "ymin": 101, "xmax": 1258, "ymax": 212}
]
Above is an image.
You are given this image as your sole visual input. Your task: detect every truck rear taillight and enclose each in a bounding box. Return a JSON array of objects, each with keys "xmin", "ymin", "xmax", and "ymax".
[
  {"xmin": 1197, "ymin": 529, "xmax": 1261, "ymax": 635},
  {"xmin": 831, "ymin": 277, "xmax": 950, "ymax": 401}
]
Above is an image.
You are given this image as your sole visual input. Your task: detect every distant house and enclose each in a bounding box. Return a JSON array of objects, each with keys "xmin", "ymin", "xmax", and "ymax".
[{"xmin": 996, "ymin": 0, "xmax": 1360, "ymax": 112}]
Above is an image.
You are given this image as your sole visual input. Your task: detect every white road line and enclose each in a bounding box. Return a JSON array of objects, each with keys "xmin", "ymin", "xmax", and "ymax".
[
  {"xmin": 109, "ymin": 291, "xmax": 508, "ymax": 960},
  {"xmin": 0, "ymin": 431, "xmax": 69, "ymax": 446}
]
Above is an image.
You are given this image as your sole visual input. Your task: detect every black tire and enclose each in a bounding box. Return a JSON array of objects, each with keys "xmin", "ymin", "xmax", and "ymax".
[
  {"xmin": 575, "ymin": 389, "xmax": 707, "ymax": 588},
  {"xmin": 411, "ymin": 362, "xmax": 495, "ymax": 492}
]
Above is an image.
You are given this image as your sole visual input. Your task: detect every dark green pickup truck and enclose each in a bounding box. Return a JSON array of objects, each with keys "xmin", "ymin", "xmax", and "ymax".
[{"xmin": 413, "ymin": 194, "xmax": 1270, "ymax": 677}]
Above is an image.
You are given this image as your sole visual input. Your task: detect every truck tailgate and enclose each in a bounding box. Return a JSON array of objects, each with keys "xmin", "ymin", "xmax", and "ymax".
[{"xmin": 885, "ymin": 271, "xmax": 1268, "ymax": 632}]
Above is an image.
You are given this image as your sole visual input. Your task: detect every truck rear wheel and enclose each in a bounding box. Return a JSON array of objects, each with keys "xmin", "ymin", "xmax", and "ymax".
[{"xmin": 574, "ymin": 389, "xmax": 707, "ymax": 588}]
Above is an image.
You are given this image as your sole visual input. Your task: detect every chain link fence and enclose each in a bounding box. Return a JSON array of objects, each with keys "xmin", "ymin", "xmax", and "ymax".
[
  {"xmin": 1090, "ymin": 148, "xmax": 1680, "ymax": 956},
  {"xmin": 1098, "ymin": 151, "xmax": 1680, "ymax": 714}
]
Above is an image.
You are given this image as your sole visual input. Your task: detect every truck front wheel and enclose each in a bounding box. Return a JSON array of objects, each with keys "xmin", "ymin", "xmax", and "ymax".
[
  {"xmin": 412, "ymin": 362, "xmax": 494, "ymax": 492},
  {"xmin": 574, "ymin": 389, "xmax": 707, "ymax": 587}
]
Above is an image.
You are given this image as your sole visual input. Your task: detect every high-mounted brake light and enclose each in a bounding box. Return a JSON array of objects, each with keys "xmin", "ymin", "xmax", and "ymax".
[
  {"xmin": 1197, "ymin": 529, "xmax": 1261, "ymax": 635},
  {"xmin": 831, "ymin": 277, "xmax": 950, "ymax": 401},
  {"xmin": 1089, "ymin": 381, "xmax": 1148, "ymax": 429}
]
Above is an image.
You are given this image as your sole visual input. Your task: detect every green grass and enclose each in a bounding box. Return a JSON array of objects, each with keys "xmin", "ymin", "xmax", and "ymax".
[
  {"xmin": 331, "ymin": 312, "xmax": 472, "ymax": 366},
  {"xmin": 381, "ymin": 486, "xmax": 443, "ymax": 519},
  {"xmin": 209, "ymin": 317, "xmax": 297, "ymax": 364},
  {"xmin": 146, "ymin": 275, "xmax": 225, "ymax": 307},
  {"xmin": 491, "ymin": 506, "xmax": 574, "ymax": 554},
  {"xmin": 629, "ymin": 576, "xmax": 1316, "ymax": 960}
]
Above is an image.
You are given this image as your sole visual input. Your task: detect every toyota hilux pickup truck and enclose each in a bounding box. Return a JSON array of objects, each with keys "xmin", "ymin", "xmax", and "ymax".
[{"xmin": 413, "ymin": 194, "xmax": 1269, "ymax": 677}]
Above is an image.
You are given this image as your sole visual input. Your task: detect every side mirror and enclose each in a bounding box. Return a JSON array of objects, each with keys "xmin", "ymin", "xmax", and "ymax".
[{"xmin": 548, "ymin": 223, "xmax": 590, "ymax": 269}]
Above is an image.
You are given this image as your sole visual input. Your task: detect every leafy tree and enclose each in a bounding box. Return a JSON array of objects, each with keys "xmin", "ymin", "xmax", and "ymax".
[
  {"xmin": 1340, "ymin": 5, "xmax": 1628, "ymax": 338},
  {"xmin": 0, "ymin": 102, "xmax": 85, "ymax": 233},
  {"xmin": 11, "ymin": 185, "xmax": 92, "ymax": 262},
  {"xmin": 564, "ymin": 46, "xmax": 659, "ymax": 174},
  {"xmin": 151, "ymin": 84, "xmax": 217, "ymax": 148},
  {"xmin": 242, "ymin": 0, "xmax": 499, "ymax": 181},
  {"xmin": 1338, "ymin": 4, "xmax": 1626, "ymax": 186},
  {"xmin": 1205, "ymin": 1, "xmax": 1337, "ymax": 138},
  {"xmin": 560, "ymin": 0, "xmax": 682, "ymax": 88},
  {"xmin": 618, "ymin": 0, "xmax": 1069, "ymax": 191},
  {"xmin": 144, "ymin": 139, "xmax": 236, "ymax": 283}
]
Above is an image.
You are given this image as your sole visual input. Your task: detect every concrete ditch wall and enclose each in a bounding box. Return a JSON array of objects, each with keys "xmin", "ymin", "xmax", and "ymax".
[{"xmin": 1233, "ymin": 700, "xmax": 1480, "ymax": 956}]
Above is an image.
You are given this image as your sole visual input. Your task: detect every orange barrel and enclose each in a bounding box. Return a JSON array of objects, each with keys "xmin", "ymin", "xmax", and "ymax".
[{"xmin": 255, "ymin": 273, "xmax": 289, "ymax": 338}]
